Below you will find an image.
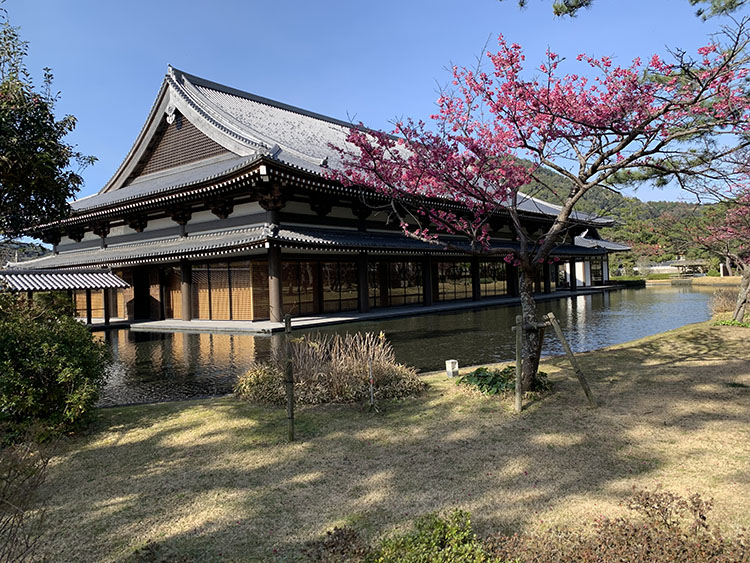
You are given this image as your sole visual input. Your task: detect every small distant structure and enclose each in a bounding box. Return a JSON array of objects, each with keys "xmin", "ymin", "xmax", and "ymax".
[
  {"xmin": 669, "ymin": 259, "xmax": 710, "ymax": 277},
  {"xmin": 0, "ymin": 269, "xmax": 129, "ymax": 326}
]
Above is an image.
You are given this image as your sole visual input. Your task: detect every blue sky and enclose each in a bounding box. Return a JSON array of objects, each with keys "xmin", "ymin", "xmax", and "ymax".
[{"xmin": 7, "ymin": 0, "xmax": 748, "ymax": 203}]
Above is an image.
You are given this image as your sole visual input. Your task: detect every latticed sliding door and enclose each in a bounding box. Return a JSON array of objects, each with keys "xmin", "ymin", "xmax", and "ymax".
[
  {"xmin": 209, "ymin": 262, "xmax": 231, "ymax": 320},
  {"xmin": 192, "ymin": 264, "xmax": 211, "ymax": 319},
  {"xmin": 230, "ymin": 261, "xmax": 253, "ymax": 320},
  {"xmin": 163, "ymin": 268, "xmax": 182, "ymax": 319},
  {"xmin": 251, "ymin": 261, "xmax": 269, "ymax": 320}
]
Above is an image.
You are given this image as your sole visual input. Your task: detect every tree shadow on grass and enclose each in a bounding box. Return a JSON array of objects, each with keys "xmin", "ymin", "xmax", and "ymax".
[{"xmin": 38, "ymin": 325, "xmax": 750, "ymax": 562}]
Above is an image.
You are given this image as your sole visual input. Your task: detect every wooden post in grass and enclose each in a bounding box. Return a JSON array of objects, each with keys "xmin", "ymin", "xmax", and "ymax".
[
  {"xmin": 514, "ymin": 315, "xmax": 523, "ymax": 413},
  {"xmin": 545, "ymin": 312, "xmax": 596, "ymax": 407},
  {"xmin": 368, "ymin": 356, "xmax": 375, "ymax": 410},
  {"xmin": 284, "ymin": 314, "xmax": 295, "ymax": 442}
]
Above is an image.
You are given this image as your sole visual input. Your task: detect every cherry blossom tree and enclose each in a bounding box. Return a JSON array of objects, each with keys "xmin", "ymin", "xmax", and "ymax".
[{"xmin": 330, "ymin": 22, "xmax": 750, "ymax": 391}]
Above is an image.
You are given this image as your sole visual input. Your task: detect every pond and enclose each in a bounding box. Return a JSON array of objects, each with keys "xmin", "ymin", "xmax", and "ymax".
[{"xmin": 98, "ymin": 286, "xmax": 714, "ymax": 406}]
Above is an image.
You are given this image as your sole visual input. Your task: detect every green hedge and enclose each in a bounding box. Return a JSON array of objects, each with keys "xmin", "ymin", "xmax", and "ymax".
[{"xmin": 0, "ymin": 294, "xmax": 109, "ymax": 439}]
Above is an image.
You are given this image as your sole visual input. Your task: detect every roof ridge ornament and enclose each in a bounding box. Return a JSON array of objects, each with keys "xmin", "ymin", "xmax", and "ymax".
[{"xmin": 165, "ymin": 104, "xmax": 177, "ymax": 125}]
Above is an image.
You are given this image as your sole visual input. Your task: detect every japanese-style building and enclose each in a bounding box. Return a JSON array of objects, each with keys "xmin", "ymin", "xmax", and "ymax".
[{"xmin": 14, "ymin": 66, "xmax": 627, "ymax": 324}]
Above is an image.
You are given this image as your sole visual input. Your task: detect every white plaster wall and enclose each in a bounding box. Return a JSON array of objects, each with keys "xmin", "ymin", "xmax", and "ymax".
[
  {"xmin": 603, "ymin": 259, "xmax": 609, "ymax": 282},
  {"xmin": 108, "ymin": 225, "xmax": 128, "ymax": 237},
  {"xmin": 144, "ymin": 217, "xmax": 175, "ymax": 232},
  {"xmin": 188, "ymin": 209, "xmax": 216, "ymax": 225},
  {"xmin": 232, "ymin": 202, "xmax": 263, "ymax": 217},
  {"xmin": 283, "ymin": 201, "xmax": 314, "ymax": 216},
  {"xmin": 575, "ymin": 261, "xmax": 587, "ymax": 287},
  {"xmin": 584, "ymin": 261, "xmax": 592, "ymax": 286}
]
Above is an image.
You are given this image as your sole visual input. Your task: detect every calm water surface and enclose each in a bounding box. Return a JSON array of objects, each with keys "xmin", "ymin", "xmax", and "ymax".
[{"xmin": 99, "ymin": 286, "xmax": 713, "ymax": 406}]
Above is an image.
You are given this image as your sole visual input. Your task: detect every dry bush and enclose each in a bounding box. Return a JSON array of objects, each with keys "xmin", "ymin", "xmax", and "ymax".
[
  {"xmin": 0, "ymin": 433, "xmax": 51, "ymax": 563},
  {"xmin": 486, "ymin": 489, "xmax": 748, "ymax": 562},
  {"xmin": 235, "ymin": 332, "xmax": 425, "ymax": 405},
  {"xmin": 301, "ymin": 526, "xmax": 370, "ymax": 562},
  {"xmin": 710, "ymin": 288, "xmax": 739, "ymax": 315}
]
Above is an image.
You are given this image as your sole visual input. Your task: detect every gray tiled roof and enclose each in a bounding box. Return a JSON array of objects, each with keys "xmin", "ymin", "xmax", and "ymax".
[
  {"xmin": 14, "ymin": 225, "xmax": 611, "ymax": 270},
  {"xmin": 14, "ymin": 227, "xmax": 268, "ymax": 269},
  {"xmin": 278, "ymin": 226, "xmax": 609, "ymax": 256},
  {"xmin": 68, "ymin": 67, "xmax": 611, "ymax": 228},
  {"xmin": 574, "ymin": 236, "xmax": 630, "ymax": 251},
  {"xmin": 71, "ymin": 155, "xmax": 256, "ymax": 213},
  {"xmin": 0, "ymin": 269, "xmax": 129, "ymax": 291}
]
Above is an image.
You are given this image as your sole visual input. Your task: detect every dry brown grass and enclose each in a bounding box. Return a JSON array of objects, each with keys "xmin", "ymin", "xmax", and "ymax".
[
  {"xmin": 691, "ymin": 276, "xmax": 743, "ymax": 286},
  {"xmin": 35, "ymin": 321, "xmax": 750, "ymax": 561}
]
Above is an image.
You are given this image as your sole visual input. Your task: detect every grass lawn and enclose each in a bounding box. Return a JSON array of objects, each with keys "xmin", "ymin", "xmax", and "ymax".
[{"xmin": 38, "ymin": 321, "xmax": 750, "ymax": 561}]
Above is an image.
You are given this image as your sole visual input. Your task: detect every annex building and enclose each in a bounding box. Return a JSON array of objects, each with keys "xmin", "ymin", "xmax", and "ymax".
[{"xmin": 15, "ymin": 67, "xmax": 627, "ymax": 324}]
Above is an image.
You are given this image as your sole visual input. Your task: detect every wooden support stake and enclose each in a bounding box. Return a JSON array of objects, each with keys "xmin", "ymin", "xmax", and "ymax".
[
  {"xmin": 284, "ymin": 314, "xmax": 295, "ymax": 442},
  {"xmin": 368, "ymin": 356, "xmax": 376, "ymax": 411},
  {"xmin": 545, "ymin": 312, "xmax": 596, "ymax": 407},
  {"xmin": 514, "ymin": 314, "xmax": 523, "ymax": 413}
]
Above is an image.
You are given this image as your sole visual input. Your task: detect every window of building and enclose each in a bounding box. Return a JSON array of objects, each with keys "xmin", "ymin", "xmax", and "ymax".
[
  {"xmin": 591, "ymin": 258, "xmax": 604, "ymax": 285},
  {"xmin": 368, "ymin": 261, "xmax": 423, "ymax": 308},
  {"xmin": 480, "ymin": 261, "xmax": 507, "ymax": 298},
  {"xmin": 282, "ymin": 261, "xmax": 317, "ymax": 316},
  {"xmin": 322, "ymin": 261, "xmax": 358, "ymax": 313},
  {"xmin": 437, "ymin": 261, "xmax": 472, "ymax": 301}
]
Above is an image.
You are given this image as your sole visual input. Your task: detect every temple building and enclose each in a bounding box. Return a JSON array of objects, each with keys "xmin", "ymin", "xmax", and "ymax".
[{"xmin": 14, "ymin": 67, "xmax": 627, "ymax": 324}]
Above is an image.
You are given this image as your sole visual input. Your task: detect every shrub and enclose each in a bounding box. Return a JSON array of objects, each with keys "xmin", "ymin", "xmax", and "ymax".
[
  {"xmin": 715, "ymin": 319, "xmax": 750, "ymax": 328},
  {"xmin": 707, "ymin": 269, "xmax": 721, "ymax": 277},
  {"xmin": 0, "ymin": 293, "xmax": 109, "ymax": 437},
  {"xmin": 486, "ymin": 489, "xmax": 749, "ymax": 562},
  {"xmin": 302, "ymin": 526, "xmax": 371, "ymax": 562},
  {"xmin": 457, "ymin": 366, "xmax": 550, "ymax": 395},
  {"xmin": 235, "ymin": 332, "xmax": 425, "ymax": 405},
  {"xmin": 709, "ymin": 288, "xmax": 739, "ymax": 315},
  {"xmin": 371, "ymin": 511, "xmax": 495, "ymax": 563}
]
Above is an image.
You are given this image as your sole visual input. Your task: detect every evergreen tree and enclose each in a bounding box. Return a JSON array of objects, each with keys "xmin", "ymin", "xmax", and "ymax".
[{"xmin": 0, "ymin": 7, "xmax": 94, "ymax": 240}]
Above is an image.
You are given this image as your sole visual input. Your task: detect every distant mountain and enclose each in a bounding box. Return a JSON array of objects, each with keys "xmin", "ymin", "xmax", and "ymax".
[
  {"xmin": 0, "ymin": 240, "xmax": 50, "ymax": 267},
  {"xmin": 524, "ymin": 167, "xmax": 695, "ymax": 243}
]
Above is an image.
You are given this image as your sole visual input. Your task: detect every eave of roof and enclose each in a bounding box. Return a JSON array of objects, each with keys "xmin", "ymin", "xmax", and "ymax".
[
  {"xmin": 0, "ymin": 269, "xmax": 129, "ymax": 291},
  {"xmin": 13, "ymin": 226, "xmax": 612, "ymax": 270}
]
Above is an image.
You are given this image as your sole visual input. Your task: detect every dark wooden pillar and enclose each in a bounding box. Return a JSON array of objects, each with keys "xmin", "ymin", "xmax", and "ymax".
[
  {"xmin": 85, "ymin": 288, "xmax": 92, "ymax": 325},
  {"xmin": 543, "ymin": 262, "xmax": 552, "ymax": 294},
  {"xmin": 422, "ymin": 255, "xmax": 434, "ymax": 306},
  {"xmin": 268, "ymin": 244, "xmax": 283, "ymax": 322},
  {"xmin": 26, "ymin": 290, "xmax": 33, "ymax": 305},
  {"xmin": 507, "ymin": 264, "xmax": 519, "ymax": 297},
  {"xmin": 471, "ymin": 256, "xmax": 481, "ymax": 301},
  {"xmin": 103, "ymin": 288, "xmax": 111, "ymax": 326},
  {"xmin": 180, "ymin": 261, "xmax": 192, "ymax": 321},
  {"xmin": 357, "ymin": 252, "xmax": 370, "ymax": 313},
  {"xmin": 534, "ymin": 269, "xmax": 542, "ymax": 293},
  {"xmin": 569, "ymin": 259, "xmax": 578, "ymax": 291}
]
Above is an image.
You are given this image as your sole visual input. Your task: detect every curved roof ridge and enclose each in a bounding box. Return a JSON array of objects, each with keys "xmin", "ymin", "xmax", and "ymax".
[
  {"xmin": 167, "ymin": 67, "xmax": 271, "ymax": 152},
  {"xmin": 171, "ymin": 66, "xmax": 359, "ymax": 130},
  {"xmin": 170, "ymin": 67, "xmax": 354, "ymax": 168}
]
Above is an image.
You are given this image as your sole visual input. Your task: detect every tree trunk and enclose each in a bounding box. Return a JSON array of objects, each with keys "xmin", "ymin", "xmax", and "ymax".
[
  {"xmin": 724, "ymin": 257, "xmax": 734, "ymax": 277},
  {"xmin": 518, "ymin": 268, "xmax": 541, "ymax": 392},
  {"xmin": 732, "ymin": 267, "xmax": 750, "ymax": 322}
]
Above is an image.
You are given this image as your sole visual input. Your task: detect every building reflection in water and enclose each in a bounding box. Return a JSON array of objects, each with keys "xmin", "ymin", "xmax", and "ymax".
[{"xmin": 98, "ymin": 329, "xmax": 270, "ymax": 407}]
